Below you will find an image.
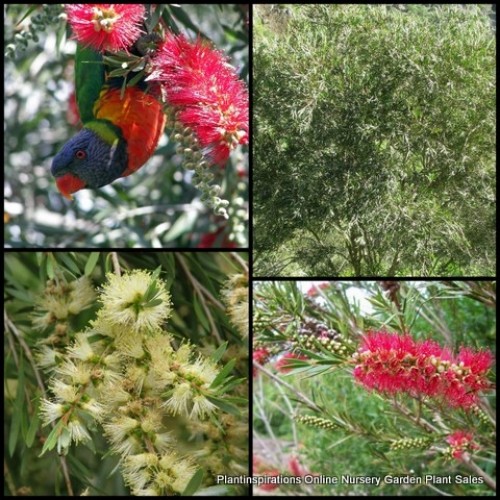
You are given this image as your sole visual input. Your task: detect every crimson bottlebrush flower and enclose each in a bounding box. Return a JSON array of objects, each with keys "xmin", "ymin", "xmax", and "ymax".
[
  {"xmin": 253, "ymin": 347, "xmax": 270, "ymax": 377},
  {"xmin": 287, "ymin": 455, "xmax": 307, "ymax": 477},
  {"xmin": 306, "ymin": 282, "xmax": 330, "ymax": 297},
  {"xmin": 148, "ymin": 33, "xmax": 249, "ymax": 165},
  {"xmin": 352, "ymin": 331, "xmax": 493, "ymax": 408},
  {"xmin": 65, "ymin": 4, "xmax": 145, "ymax": 53},
  {"xmin": 259, "ymin": 469, "xmax": 280, "ymax": 491},
  {"xmin": 446, "ymin": 430, "xmax": 480, "ymax": 460},
  {"xmin": 275, "ymin": 352, "xmax": 308, "ymax": 373}
]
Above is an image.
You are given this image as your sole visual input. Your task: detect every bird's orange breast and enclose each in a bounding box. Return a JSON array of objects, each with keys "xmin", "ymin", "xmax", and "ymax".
[{"xmin": 94, "ymin": 85, "xmax": 166, "ymax": 175}]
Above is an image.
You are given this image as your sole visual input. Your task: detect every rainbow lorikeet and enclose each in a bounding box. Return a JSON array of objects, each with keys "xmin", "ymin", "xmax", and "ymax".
[{"xmin": 51, "ymin": 45, "xmax": 166, "ymax": 198}]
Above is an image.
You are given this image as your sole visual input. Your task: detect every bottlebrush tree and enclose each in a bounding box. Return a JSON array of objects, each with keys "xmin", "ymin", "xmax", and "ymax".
[
  {"xmin": 4, "ymin": 251, "xmax": 248, "ymax": 496},
  {"xmin": 253, "ymin": 280, "xmax": 496, "ymax": 496}
]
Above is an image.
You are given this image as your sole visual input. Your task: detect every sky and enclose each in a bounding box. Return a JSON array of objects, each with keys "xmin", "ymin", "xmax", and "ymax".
[{"xmin": 297, "ymin": 281, "xmax": 374, "ymax": 314}]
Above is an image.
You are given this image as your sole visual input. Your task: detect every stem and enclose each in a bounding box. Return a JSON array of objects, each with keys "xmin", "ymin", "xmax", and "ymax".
[
  {"xmin": 464, "ymin": 458, "xmax": 496, "ymax": 491},
  {"xmin": 229, "ymin": 252, "xmax": 248, "ymax": 273},
  {"xmin": 111, "ymin": 252, "xmax": 121, "ymax": 276},
  {"xmin": 391, "ymin": 397, "xmax": 439, "ymax": 434},
  {"xmin": 253, "ymin": 361, "xmax": 322, "ymax": 412},
  {"xmin": 177, "ymin": 255, "xmax": 223, "ymax": 343}
]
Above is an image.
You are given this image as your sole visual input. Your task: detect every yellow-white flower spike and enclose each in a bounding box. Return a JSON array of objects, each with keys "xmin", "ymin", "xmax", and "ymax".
[
  {"xmin": 40, "ymin": 399, "xmax": 65, "ymax": 425},
  {"xmin": 51, "ymin": 379, "xmax": 80, "ymax": 403},
  {"xmin": 67, "ymin": 333, "xmax": 95, "ymax": 361},
  {"xmin": 190, "ymin": 394, "xmax": 218, "ymax": 419},
  {"xmin": 222, "ymin": 273, "xmax": 249, "ymax": 337},
  {"xmin": 98, "ymin": 270, "xmax": 171, "ymax": 333},
  {"xmin": 67, "ymin": 419, "xmax": 91, "ymax": 444},
  {"xmin": 163, "ymin": 382, "xmax": 192, "ymax": 416},
  {"xmin": 67, "ymin": 276, "xmax": 96, "ymax": 314}
]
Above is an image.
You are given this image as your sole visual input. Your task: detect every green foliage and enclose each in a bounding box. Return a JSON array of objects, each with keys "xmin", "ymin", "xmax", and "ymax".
[
  {"xmin": 4, "ymin": 251, "xmax": 248, "ymax": 496},
  {"xmin": 254, "ymin": 4, "xmax": 496, "ymax": 276},
  {"xmin": 4, "ymin": 4, "xmax": 248, "ymax": 248}
]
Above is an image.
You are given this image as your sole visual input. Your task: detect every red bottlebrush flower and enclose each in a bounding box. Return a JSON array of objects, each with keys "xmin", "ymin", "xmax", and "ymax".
[
  {"xmin": 148, "ymin": 33, "xmax": 249, "ymax": 165},
  {"xmin": 446, "ymin": 430, "xmax": 480, "ymax": 460},
  {"xmin": 275, "ymin": 352, "xmax": 309, "ymax": 373},
  {"xmin": 353, "ymin": 331, "xmax": 493, "ymax": 409},
  {"xmin": 65, "ymin": 4, "xmax": 145, "ymax": 53},
  {"xmin": 197, "ymin": 227, "xmax": 238, "ymax": 248},
  {"xmin": 259, "ymin": 469, "xmax": 280, "ymax": 491},
  {"xmin": 253, "ymin": 347, "xmax": 270, "ymax": 377},
  {"xmin": 67, "ymin": 90, "xmax": 80, "ymax": 127},
  {"xmin": 288, "ymin": 455, "xmax": 307, "ymax": 477},
  {"xmin": 306, "ymin": 282, "xmax": 330, "ymax": 297}
]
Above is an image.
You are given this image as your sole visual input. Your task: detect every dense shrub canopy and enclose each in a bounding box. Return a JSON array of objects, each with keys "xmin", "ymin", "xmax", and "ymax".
[{"xmin": 254, "ymin": 4, "xmax": 496, "ymax": 276}]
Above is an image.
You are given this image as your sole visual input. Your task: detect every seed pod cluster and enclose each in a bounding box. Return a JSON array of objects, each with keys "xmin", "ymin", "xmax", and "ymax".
[
  {"xmin": 470, "ymin": 404, "xmax": 491, "ymax": 426},
  {"xmin": 294, "ymin": 414, "xmax": 338, "ymax": 430},
  {"xmin": 292, "ymin": 318, "xmax": 353, "ymax": 355},
  {"xmin": 390, "ymin": 437, "xmax": 432, "ymax": 451}
]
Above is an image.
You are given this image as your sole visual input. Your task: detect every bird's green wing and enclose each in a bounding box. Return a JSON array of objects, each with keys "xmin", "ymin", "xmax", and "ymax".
[{"xmin": 75, "ymin": 45, "xmax": 105, "ymax": 124}]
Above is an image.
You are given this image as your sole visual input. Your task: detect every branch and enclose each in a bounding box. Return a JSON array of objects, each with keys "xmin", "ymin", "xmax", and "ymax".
[
  {"xmin": 253, "ymin": 361, "xmax": 322, "ymax": 412},
  {"xmin": 110, "ymin": 252, "xmax": 121, "ymax": 276}
]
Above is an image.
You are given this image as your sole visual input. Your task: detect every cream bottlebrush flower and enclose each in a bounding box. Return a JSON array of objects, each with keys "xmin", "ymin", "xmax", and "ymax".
[
  {"xmin": 114, "ymin": 331, "xmax": 146, "ymax": 358},
  {"xmin": 36, "ymin": 346, "xmax": 60, "ymax": 369},
  {"xmin": 182, "ymin": 355, "xmax": 219, "ymax": 386},
  {"xmin": 170, "ymin": 459, "xmax": 197, "ymax": 493},
  {"xmin": 103, "ymin": 415, "xmax": 140, "ymax": 446},
  {"xmin": 157, "ymin": 452, "xmax": 197, "ymax": 493},
  {"xmin": 67, "ymin": 333, "xmax": 96, "ymax": 361},
  {"xmin": 163, "ymin": 382, "xmax": 192, "ymax": 416},
  {"xmin": 67, "ymin": 276, "xmax": 96, "ymax": 314},
  {"xmin": 99, "ymin": 270, "xmax": 171, "ymax": 333},
  {"xmin": 222, "ymin": 274, "xmax": 249, "ymax": 337},
  {"xmin": 190, "ymin": 394, "xmax": 218, "ymax": 419},
  {"xmin": 153, "ymin": 432, "xmax": 173, "ymax": 453},
  {"xmin": 173, "ymin": 344, "xmax": 193, "ymax": 365},
  {"xmin": 37, "ymin": 294, "xmax": 70, "ymax": 321},
  {"xmin": 140, "ymin": 409, "xmax": 163, "ymax": 434},
  {"xmin": 34, "ymin": 276, "xmax": 96, "ymax": 327},
  {"xmin": 124, "ymin": 453, "xmax": 159, "ymax": 473},
  {"xmin": 80, "ymin": 399, "xmax": 107, "ymax": 421},
  {"xmin": 56, "ymin": 359, "xmax": 92, "ymax": 385},
  {"xmin": 51, "ymin": 379, "xmax": 80, "ymax": 403},
  {"xmin": 67, "ymin": 419, "xmax": 91, "ymax": 444},
  {"xmin": 40, "ymin": 399, "xmax": 65, "ymax": 425}
]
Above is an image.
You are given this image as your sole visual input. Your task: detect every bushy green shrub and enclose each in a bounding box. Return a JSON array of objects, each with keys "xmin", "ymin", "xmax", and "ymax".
[{"xmin": 254, "ymin": 4, "xmax": 495, "ymax": 276}]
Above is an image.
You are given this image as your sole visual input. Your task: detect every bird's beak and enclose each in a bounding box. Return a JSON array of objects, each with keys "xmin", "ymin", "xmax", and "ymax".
[{"xmin": 55, "ymin": 174, "xmax": 85, "ymax": 199}]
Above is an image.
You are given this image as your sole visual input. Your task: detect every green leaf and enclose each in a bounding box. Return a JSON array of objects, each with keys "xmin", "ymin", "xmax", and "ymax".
[
  {"xmin": 85, "ymin": 252, "xmax": 100, "ymax": 276},
  {"xmin": 210, "ymin": 341, "xmax": 228, "ymax": 363},
  {"xmin": 39, "ymin": 420, "xmax": 65, "ymax": 457},
  {"xmin": 206, "ymin": 396, "xmax": 241, "ymax": 416},
  {"xmin": 56, "ymin": 252, "xmax": 81, "ymax": 276},
  {"xmin": 193, "ymin": 295, "xmax": 210, "ymax": 332},
  {"xmin": 143, "ymin": 266, "xmax": 162, "ymax": 302},
  {"xmin": 210, "ymin": 358, "xmax": 236, "ymax": 389},
  {"xmin": 26, "ymin": 403, "xmax": 40, "ymax": 448},
  {"xmin": 143, "ymin": 298, "xmax": 163, "ymax": 308},
  {"xmin": 217, "ymin": 376, "xmax": 246, "ymax": 394},
  {"xmin": 182, "ymin": 468, "xmax": 204, "ymax": 496},
  {"xmin": 9, "ymin": 356, "xmax": 25, "ymax": 456},
  {"xmin": 46, "ymin": 254, "xmax": 55, "ymax": 280}
]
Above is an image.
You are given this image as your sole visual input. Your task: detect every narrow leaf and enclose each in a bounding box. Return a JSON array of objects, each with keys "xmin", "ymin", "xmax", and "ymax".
[
  {"xmin": 84, "ymin": 252, "xmax": 100, "ymax": 276},
  {"xmin": 210, "ymin": 341, "xmax": 228, "ymax": 363},
  {"xmin": 182, "ymin": 469, "xmax": 204, "ymax": 496},
  {"xmin": 210, "ymin": 359, "xmax": 236, "ymax": 389},
  {"xmin": 39, "ymin": 420, "xmax": 64, "ymax": 457}
]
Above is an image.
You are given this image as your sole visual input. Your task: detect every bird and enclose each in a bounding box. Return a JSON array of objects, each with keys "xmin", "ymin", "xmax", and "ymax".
[{"xmin": 51, "ymin": 45, "xmax": 166, "ymax": 199}]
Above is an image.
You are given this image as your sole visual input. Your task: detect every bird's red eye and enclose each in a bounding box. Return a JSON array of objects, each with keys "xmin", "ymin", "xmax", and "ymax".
[{"xmin": 75, "ymin": 150, "xmax": 86, "ymax": 159}]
